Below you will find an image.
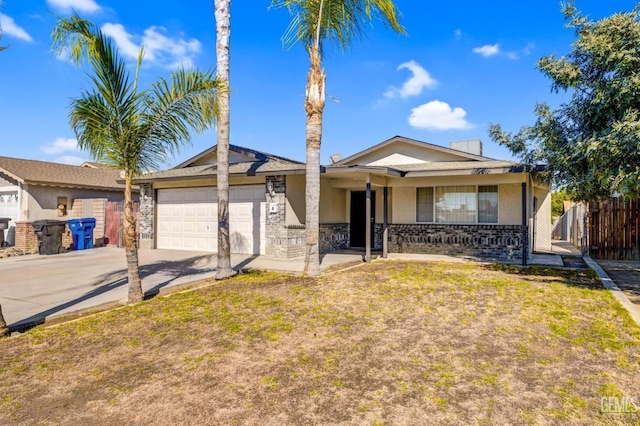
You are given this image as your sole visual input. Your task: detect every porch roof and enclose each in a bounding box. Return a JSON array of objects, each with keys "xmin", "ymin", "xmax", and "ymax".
[{"xmin": 324, "ymin": 161, "xmax": 545, "ymax": 178}]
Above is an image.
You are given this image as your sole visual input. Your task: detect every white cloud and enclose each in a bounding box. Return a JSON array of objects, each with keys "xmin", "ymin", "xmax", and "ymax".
[
  {"xmin": 101, "ymin": 23, "xmax": 140, "ymax": 58},
  {"xmin": 0, "ymin": 13, "xmax": 33, "ymax": 42},
  {"xmin": 41, "ymin": 137, "xmax": 80, "ymax": 155},
  {"xmin": 454, "ymin": 29, "xmax": 462, "ymax": 40},
  {"xmin": 523, "ymin": 42, "xmax": 535, "ymax": 56},
  {"xmin": 101, "ymin": 23, "xmax": 201, "ymax": 69},
  {"xmin": 473, "ymin": 44, "xmax": 500, "ymax": 58},
  {"xmin": 46, "ymin": 0, "xmax": 101, "ymax": 14},
  {"xmin": 384, "ymin": 60, "xmax": 437, "ymax": 99},
  {"xmin": 408, "ymin": 100, "xmax": 473, "ymax": 131},
  {"xmin": 54, "ymin": 155, "xmax": 86, "ymax": 165}
]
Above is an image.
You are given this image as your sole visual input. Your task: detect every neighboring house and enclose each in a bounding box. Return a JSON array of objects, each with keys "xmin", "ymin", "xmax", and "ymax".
[
  {"xmin": 135, "ymin": 136, "xmax": 551, "ymax": 261},
  {"xmin": 0, "ymin": 156, "xmax": 129, "ymax": 247}
]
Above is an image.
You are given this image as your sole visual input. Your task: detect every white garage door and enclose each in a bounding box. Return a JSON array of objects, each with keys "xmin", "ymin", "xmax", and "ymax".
[{"xmin": 156, "ymin": 185, "xmax": 266, "ymax": 254}]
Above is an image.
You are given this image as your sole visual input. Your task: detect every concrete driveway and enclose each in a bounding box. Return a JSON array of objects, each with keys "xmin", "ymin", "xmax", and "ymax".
[
  {"xmin": 0, "ymin": 247, "xmax": 225, "ymax": 330},
  {"xmin": 0, "ymin": 247, "xmax": 366, "ymax": 331}
]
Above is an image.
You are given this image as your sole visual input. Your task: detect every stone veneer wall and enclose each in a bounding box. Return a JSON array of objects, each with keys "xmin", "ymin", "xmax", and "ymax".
[
  {"xmin": 137, "ymin": 183, "xmax": 154, "ymax": 249},
  {"xmin": 388, "ymin": 224, "xmax": 523, "ymax": 260},
  {"xmin": 265, "ymin": 176, "xmax": 306, "ymax": 258},
  {"xmin": 319, "ymin": 223, "xmax": 350, "ymax": 252}
]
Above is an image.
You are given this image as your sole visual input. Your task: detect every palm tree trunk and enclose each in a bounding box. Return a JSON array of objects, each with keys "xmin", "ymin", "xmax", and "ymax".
[
  {"xmin": 214, "ymin": 0, "xmax": 237, "ymax": 280},
  {"xmin": 124, "ymin": 173, "xmax": 144, "ymax": 303},
  {"xmin": 303, "ymin": 47, "xmax": 325, "ymax": 277},
  {"xmin": 0, "ymin": 304, "xmax": 8, "ymax": 337}
]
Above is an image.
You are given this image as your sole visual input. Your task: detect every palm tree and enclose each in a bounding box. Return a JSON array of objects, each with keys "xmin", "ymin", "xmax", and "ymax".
[
  {"xmin": 214, "ymin": 0, "xmax": 237, "ymax": 279},
  {"xmin": 0, "ymin": 1, "xmax": 8, "ymax": 336},
  {"xmin": 271, "ymin": 0, "xmax": 405, "ymax": 276},
  {"xmin": 52, "ymin": 14, "xmax": 222, "ymax": 303}
]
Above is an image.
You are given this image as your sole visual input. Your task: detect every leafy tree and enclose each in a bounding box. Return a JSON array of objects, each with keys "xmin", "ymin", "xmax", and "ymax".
[
  {"xmin": 214, "ymin": 0, "xmax": 236, "ymax": 279},
  {"xmin": 52, "ymin": 14, "xmax": 222, "ymax": 303},
  {"xmin": 551, "ymin": 189, "xmax": 572, "ymax": 218},
  {"xmin": 271, "ymin": 0, "xmax": 405, "ymax": 275},
  {"xmin": 489, "ymin": 2, "xmax": 640, "ymax": 201}
]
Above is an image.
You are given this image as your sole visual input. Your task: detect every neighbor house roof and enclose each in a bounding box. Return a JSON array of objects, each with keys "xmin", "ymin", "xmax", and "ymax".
[{"xmin": 0, "ymin": 156, "xmax": 126, "ymax": 191}]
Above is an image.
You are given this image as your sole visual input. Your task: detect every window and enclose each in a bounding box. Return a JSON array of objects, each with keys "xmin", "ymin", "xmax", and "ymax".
[
  {"xmin": 416, "ymin": 187, "xmax": 434, "ymax": 222},
  {"xmin": 436, "ymin": 186, "xmax": 476, "ymax": 223},
  {"xmin": 478, "ymin": 185, "xmax": 498, "ymax": 223},
  {"xmin": 416, "ymin": 185, "xmax": 499, "ymax": 224}
]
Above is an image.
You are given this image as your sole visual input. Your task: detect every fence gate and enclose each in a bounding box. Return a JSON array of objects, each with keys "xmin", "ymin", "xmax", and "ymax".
[{"xmin": 105, "ymin": 201, "xmax": 139, "ymax": 247}]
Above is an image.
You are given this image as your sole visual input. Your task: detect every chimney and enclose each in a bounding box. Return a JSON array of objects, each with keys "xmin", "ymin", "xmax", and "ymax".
[{"xmin": 450, "ymin": 139, "xmax": 482, "ymax": 156}]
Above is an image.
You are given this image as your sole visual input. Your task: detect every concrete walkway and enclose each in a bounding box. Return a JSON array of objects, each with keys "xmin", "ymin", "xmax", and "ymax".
[{"xmin": 0, "ymin": 245, "xmax": 569, "ymax": 332}]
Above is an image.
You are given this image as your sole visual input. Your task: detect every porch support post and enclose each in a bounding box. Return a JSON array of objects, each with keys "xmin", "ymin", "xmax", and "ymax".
[
  {"xmin": 383, "ymin": 186, "xmax": 388, "ymax": 259},
  {"xmin": 521, "ymin": 182, "xmax": 528, "ymax": 266},
  {"xmin": 365, "ymin": 176, "xmax": 371, "ymax": 263}
]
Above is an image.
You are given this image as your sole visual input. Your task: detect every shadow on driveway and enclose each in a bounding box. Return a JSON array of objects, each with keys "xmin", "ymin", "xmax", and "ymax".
[{"xmin": 11, "ymin": 254, "xmax": 216, "ymax": 331}]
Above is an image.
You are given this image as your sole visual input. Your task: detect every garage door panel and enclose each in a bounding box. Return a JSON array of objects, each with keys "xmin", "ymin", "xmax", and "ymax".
[{"xmin": 157, "ymin": 185, "xmax": 265, "ymax": 254}]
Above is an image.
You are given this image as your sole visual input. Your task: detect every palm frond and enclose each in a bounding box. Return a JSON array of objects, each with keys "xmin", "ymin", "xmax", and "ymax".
[
  {"xmin": 137, "ymin": 68, "xmax": 223, "ymax": 172},
  {"xmin": 272, "ymin": 0, "xmax": 406, "ymax": 54}
]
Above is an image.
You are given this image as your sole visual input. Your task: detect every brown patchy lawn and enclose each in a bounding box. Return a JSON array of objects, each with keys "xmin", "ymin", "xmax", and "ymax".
[{"xmin": 1, "ymin": 261, "xmax": 640, "ymax": 425}]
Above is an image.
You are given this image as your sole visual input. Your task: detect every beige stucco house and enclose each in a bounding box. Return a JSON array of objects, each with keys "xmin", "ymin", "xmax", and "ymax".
[
  {"xmin": 0, "ymin": 156, "xmax": 128, "ymax": 247},
  {"xmin": 134, "ymin": 136, "xmax": 551, "ymax": 262}
]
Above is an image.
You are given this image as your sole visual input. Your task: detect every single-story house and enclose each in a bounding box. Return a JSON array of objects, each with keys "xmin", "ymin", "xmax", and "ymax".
[
  {"xmin": 134, "ymin": 136, "xmax": 551, "ymax": 261},
  {"xmin": 0, "ymin": 156, "xmax": 129, "ymax": 248}
]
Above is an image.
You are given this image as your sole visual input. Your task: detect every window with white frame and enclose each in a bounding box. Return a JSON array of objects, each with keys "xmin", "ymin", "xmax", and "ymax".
[{"xmin": 416, "ymin": 185, "xmax": 498, "ymax": 224}]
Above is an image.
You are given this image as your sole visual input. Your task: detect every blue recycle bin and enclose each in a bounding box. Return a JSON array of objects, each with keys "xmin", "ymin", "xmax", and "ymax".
[{"xmin": 67, "ymin": 217, "xmax": 97, "ymax": 250}]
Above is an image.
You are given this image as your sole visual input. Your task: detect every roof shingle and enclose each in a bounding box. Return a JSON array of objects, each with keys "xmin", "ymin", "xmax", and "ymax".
[{"xmin": 0, "ymin": 156, "xmax": 126, "ymax": 191}]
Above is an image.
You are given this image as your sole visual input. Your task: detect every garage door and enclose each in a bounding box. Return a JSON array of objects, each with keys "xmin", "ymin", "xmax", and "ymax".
[{"xmin": 156, "ymin": 185, "xmax": 265, "ymax": 254}]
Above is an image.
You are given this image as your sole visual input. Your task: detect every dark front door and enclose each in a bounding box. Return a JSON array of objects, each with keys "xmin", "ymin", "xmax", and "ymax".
[{"xmin": 350, "ymin": 190, "xmax": 375, "ymax": 248}]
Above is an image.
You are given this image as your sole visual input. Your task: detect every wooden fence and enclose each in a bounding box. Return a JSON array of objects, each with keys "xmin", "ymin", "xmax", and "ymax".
[{"xmin": 588, "ymin": 198, "xmax": 640, "ymax": 260}]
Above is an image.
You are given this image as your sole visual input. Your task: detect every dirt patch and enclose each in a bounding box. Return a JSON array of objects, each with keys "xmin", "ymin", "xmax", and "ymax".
[
  {"xmin": 596, "ymin": 260, "xmax": 640, "ymax": 307},
  {"xmin": 1, "ymin": 262, "xmax": 639, "ymax": 425}
]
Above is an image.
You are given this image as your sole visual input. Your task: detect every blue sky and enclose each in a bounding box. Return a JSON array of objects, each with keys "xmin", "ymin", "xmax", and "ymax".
[{"xmin": 0, "ymin": 0, "xmax": 635, "ymax": 167}]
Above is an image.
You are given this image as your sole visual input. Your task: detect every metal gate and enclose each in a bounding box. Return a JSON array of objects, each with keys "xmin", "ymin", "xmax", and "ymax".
[{"xmin": 105, "ymin": 201, "xmax": 138, "ymax": 247}]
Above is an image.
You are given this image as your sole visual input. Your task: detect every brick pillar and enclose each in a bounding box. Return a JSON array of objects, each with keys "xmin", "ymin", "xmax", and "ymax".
[
  {"xmin": 137, "ymin": 183, "xmax": 155, "ymax": 250},
  {"xmin": 15, "ymin": 221, "xmax": 38, "ymax": 253}
]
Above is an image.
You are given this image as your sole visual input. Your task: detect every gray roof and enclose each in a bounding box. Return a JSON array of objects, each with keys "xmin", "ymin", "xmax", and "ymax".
[
  {"xmin": 331, "ymin": 135, "xmax": 493, "ymax": 166},
  {"xmin": 135, "ymin": 161, "xmax": 306, "ymax": 183},
  {"xmin": 0, "ymin": 156, "xmax": 126, "ymax": 191},
  {"xmin": 325, "ymin": 160, "xmax": 538, "ymax": 177},
  {"xmin": 175, "ymin": 144, "xmax": 304, "ymax": 169}
]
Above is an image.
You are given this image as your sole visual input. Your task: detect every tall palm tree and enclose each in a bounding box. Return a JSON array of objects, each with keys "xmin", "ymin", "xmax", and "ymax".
[
  {"xmin": 271, "ymin": 0, "xmax": 405, "ymax": 276},
  {"xmin": 214, "ymin": 0, "xmax": 237, "ymax": 279},
  {"xmin": 0, "ymin": 0, "xmax": 8, "ymax": 337},
  {"xmin": 52, "ymin": 14, "xmax": 222, "ymax": 303}
]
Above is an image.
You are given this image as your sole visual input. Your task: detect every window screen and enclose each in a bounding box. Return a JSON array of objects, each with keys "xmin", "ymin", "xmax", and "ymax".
[
  {"xmin": 435, "ymin": 186, "xmax": 477, "ymax": 223},
  {"xmin": 478, "ymin": 185, "xmax": 498, "ymax": 223},
  {"xmin": 416, "ymin": 187, "xmax": 434, "ymax": 222}
]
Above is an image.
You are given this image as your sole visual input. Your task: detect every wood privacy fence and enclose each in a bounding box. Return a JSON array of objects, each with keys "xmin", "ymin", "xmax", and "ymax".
[
  {"xmin": 105, "ymin": 201, "xmax": 138, "ymax": 247},
  {"xmin": 588, "ymin": 198, "xmax": 640, "ymax": 260}
]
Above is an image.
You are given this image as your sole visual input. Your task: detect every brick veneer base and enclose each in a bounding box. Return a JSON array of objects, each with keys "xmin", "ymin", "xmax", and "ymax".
[{"xmin": 16, "ymin": 221, "xmax": 75, "ymax": 254}]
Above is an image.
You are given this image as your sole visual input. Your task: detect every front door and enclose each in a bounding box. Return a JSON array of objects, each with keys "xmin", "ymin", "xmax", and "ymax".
[{"xmin": 350, "ymin": 190, "xmax": 375, "ymax": 248}]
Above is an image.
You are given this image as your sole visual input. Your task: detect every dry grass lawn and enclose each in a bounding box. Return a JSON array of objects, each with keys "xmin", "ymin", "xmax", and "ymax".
[{"xmin": 1, "ymin": 260, "xmax": 640, "ymax": 425}]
